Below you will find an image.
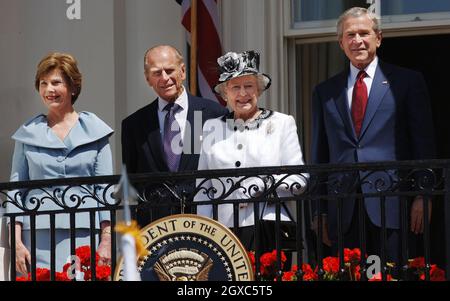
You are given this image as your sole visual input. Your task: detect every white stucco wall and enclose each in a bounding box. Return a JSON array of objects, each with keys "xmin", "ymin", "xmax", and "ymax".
[
  {"xmin": 0, "ymin": 0, "xmax": 185, "ymax": 281},
  {"xmin": 0, "ymin": 0, "xmax": 279, "ymax": 280}
]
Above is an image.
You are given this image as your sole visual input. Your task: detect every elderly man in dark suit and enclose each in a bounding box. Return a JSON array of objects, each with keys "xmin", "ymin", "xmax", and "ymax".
[
  {"xmin": 311, "ymin": 7, "xmax": 435, "ymax": 264},
  {"xmin": 122, "ymin": 45, "xmax": 227, "ymax": 226}
]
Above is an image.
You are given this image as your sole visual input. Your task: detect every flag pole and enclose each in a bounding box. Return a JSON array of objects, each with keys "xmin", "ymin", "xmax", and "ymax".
[
  {"xmin": 190, "ymin": 0, "xmax": 198, "ymax": 96},
  {"xmin": 114, "ymin": 165, "xmax": 143, "ymax": 281}
]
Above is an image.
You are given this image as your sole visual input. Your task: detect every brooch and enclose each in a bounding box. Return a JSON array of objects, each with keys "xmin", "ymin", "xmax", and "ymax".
[{"xmin": 266, "ymin": 121, "xmax": 274, "ymax": 135}]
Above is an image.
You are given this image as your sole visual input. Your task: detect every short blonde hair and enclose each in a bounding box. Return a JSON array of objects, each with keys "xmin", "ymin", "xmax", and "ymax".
[{"xmin": 35, "ymin": 52, "xmax": 82, "ymax": 104}]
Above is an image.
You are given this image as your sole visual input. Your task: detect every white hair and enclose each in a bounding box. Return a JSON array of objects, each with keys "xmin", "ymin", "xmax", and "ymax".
[{"xmin": 217, "ymin": 74, "xmax": 267, "ymax": 100}]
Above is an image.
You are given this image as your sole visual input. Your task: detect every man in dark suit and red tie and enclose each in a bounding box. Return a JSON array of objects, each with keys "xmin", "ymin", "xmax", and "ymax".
[
  {"xmin": 121, "ymin": 45, "xmax": 227, "ymax": 226},
  {"xmin": 311, "ymin": 7, "xmax": 436, "ymax": 264}
]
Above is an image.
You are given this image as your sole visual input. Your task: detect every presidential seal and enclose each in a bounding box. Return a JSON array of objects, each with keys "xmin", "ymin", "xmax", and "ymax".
[{"xmin": 114, "ymin": 214, "xmax": 254, "ymax": 281}]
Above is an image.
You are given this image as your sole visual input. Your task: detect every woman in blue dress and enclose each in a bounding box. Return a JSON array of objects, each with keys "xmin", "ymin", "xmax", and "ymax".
[{"xmin": 7, "ymin": 52, "xmax": 113, "ymax": 276}]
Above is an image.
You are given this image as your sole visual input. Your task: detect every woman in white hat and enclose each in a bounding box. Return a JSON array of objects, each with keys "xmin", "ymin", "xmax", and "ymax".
[{"xmin": 195, "ymin": 50, "xmax": 307, "ymax": 252}]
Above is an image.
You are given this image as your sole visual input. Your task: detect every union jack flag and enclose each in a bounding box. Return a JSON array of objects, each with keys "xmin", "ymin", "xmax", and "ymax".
[{"xmin": 176, "ymin": 0, "xmax": 225, "ymax": 105}]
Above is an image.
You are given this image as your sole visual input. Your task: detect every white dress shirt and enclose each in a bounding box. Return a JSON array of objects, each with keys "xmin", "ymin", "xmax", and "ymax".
[
  {"xmin": 346, "ymin": 56, "xmax": 378, "ymax": 109},
  {"xmin": 157, "ymin": 86, "xmax": 189, "ymax": 141}
]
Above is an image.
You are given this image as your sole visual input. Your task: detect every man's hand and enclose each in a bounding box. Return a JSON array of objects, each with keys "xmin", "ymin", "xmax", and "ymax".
[
  {"xmin": 311, "ymin": 215, "xmax": 332, "ymax": 247},
  {"xmin": 410, "ymin": 195, "xmax": 432, "ymax": 234}
]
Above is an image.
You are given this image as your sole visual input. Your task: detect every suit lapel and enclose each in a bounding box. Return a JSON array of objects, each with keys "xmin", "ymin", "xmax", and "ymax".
[
  {"xmin": 359, "ymin": 62, "xmax": 390, "ymax": 138},
  {"xmin": 333, "ymin": 71, "xmax": 357, "ymax": 140},
  {"xmin": 143, "ymin": 100, "xmax": 168, "ymax": 171},
  {"xmin": 178, "ymin": 95, "xmax": 202, "ymax": 171}
]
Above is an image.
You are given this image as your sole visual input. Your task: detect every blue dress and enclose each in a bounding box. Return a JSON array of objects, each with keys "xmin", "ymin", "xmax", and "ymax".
[{"xmin": 7, "ymin": 111, "xmax": 113, "ymax": 272}]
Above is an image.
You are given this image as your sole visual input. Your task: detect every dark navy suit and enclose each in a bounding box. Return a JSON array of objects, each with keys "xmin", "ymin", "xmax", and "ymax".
[
  {"xmin": 122, "ymin": 94, "xmax": 227, "ymax": 226},
  {"xmin": 311, "ymin": 60, "xmax": 435, "ymax": 256}
]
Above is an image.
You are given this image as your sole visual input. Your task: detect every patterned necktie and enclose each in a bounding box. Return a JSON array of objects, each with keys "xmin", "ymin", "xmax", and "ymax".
[
  {"xmin": 351, "ymin": 70, "xmax": 368, "ymax": 137},
  {"xmin": 163, "ymin": 103, "xmax": 182, "ymax": 172}
]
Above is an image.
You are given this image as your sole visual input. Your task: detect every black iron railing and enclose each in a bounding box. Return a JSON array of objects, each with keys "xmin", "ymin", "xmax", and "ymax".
[{"xmin": 1, "ymin": 159, "xmax": 449, "ymax": 281}]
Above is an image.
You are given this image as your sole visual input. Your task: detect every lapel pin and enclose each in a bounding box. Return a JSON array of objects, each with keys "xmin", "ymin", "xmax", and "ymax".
[{"xmin": 382, "ymin": 80, "xmax": 389, "ymax": 85}]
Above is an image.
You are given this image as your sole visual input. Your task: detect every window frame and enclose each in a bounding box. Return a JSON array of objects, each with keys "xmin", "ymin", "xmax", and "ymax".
[
  {"xmin": 284, "ymin": 0, "xmax": 450, "ymax": 39},
  {"xmin": 283, "ymin": 0, "xmax": 450, "ymax": 161}
]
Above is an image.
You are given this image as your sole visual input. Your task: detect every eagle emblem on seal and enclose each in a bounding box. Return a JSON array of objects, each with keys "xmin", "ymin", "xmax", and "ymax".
[{"xmin": 153, "ymin": 249, "xmax": 214, "ymax": 281}]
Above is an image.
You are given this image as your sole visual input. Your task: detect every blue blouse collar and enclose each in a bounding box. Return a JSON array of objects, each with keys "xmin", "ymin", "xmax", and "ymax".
[{"xmin": 12, "ymin": 111, "xmax": 113, "ymax": 150}]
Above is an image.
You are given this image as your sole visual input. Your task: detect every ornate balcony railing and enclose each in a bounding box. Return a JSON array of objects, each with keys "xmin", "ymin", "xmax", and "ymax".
[{"xmin": 1, "ymin": 159, "xmax": 449, "ymax": 281}]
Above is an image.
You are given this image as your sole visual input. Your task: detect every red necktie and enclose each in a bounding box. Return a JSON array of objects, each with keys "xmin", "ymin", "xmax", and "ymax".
[{"xmin": 351, "ymin": 70, "xmax": 368, "ymax": 137}]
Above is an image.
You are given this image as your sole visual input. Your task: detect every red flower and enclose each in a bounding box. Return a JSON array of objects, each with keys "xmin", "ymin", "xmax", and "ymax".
[
  {"xmin": 259, "ymin": 252, "xmax": 274, "ymax": 276},
  {"xmin": 344, "ymin": 248, "xmax": 361, "ymax": 264},
  {"xmin": 409, "ymin": 257, "xmax": 425, "ymax": 269},
  {"xmin": 259, "ymin": 251, "xmax": 275, "ymax": 267},
  {"xmin": 323, "ymin": 256, "xmax": 339, "ymax": 275},
  {"xmin": 353, "ymin": 265, "xmax": 361, "ymax": 281},
  {"xmin": 247, "ymin": 251, "xmax": 256, "ymax": 274},
  {"xmin": 96, "ymin": 265, "xmax": 112, "ymax": 281},
  {"xmin": 16, "ymin": 268, "xmax": 51, "ymax": 281},
  {"xmin": 14, "ymin": 245, "xmax": 111, "ymax": 281},
  {"xmin": 62, "ymin": 262, "xmax": 71, "ymax": 273},
  {"xmin": 429, "ymin": 265, "xmax": 446, "ymax": 281},
  {"xmin": 76, "ymin": 246, "xmax": 99, "ymax": 269},
  {"xmin": 302, "ymin": 263, "xmax": 318, "ymax": 281},
  {"xmin": 84, "ymin": 265, "xmax": 111, "ymax": 281},
  {"xmin": 55, "ymin": 271, "xmax": 70, "ymax": 281},
  {"xmin": 36, "ymin": 268, "xmax": 50, "ymax": 281},
  {"xmin": 419, "ymin": 265, "xmax": 446, "ymax": 281},
  {"xmin": 259, "ymin": 250, "xmax": 286, "ymax": 277},
  {"xmin": 83, "ymin": 269, "xmax": 91, "ymax": 281},
  {"xmin": 282, "ymin": 271, "xmax": 296, "ymax": 281},
  {"xmin": 247, "ymin": 248, "xmax": 445, "ymax": 282}
]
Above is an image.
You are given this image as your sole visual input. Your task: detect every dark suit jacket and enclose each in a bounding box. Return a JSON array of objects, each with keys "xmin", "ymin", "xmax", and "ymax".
[
  {"xmin": 121, "ymin": 93, "xmax": 228, "ymax": 225},
  {"xmin": 311, "ymin": 61, "xmax": 436, "ymax": 239}
]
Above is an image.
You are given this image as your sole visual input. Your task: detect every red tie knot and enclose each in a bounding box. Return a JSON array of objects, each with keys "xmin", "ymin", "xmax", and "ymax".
[{"xmin": 357, "ymin": 70, "xmax": 367, "ymax": 81}]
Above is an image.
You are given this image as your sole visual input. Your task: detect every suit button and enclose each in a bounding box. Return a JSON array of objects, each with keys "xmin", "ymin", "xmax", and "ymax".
[
  {"xmin": 237, "ymin": 144, "xmax": 243, "ymax": 150},
  {"xmin": 235, "ymin": 161, "xmax": 241, "ymax": 167},
  {"xmin": 357, "ymin": 144, "xmax": 362, "ymax": 148}
]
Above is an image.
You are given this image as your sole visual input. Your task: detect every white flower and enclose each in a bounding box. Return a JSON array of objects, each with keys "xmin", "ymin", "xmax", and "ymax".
[{"xmin": 217, "ymin": 52, "xmax": 246, "ymax": 81}]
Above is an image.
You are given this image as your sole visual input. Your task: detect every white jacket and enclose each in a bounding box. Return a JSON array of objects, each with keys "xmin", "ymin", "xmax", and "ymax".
[{"xmin": 195, "ymin": 110, "xmax": 307, "ymax": 227}]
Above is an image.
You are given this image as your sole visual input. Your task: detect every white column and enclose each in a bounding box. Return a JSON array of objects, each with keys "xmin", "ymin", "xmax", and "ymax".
[{"xmin": 221, "ymin": 0, "xmax": 287, "ymax": 114}]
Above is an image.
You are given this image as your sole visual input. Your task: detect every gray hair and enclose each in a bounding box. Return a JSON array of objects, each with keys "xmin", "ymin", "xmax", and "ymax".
[
  {"xmin": 337, "ymin": 7, "xmax": 381, "ymax": 38},
  {"xmin": 217, "ymin": 74, "xmax": 266, "ymax": 100},
  {"xmin": 144, "ymin": 45, "xmax": 184, "ymax": 74}
]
